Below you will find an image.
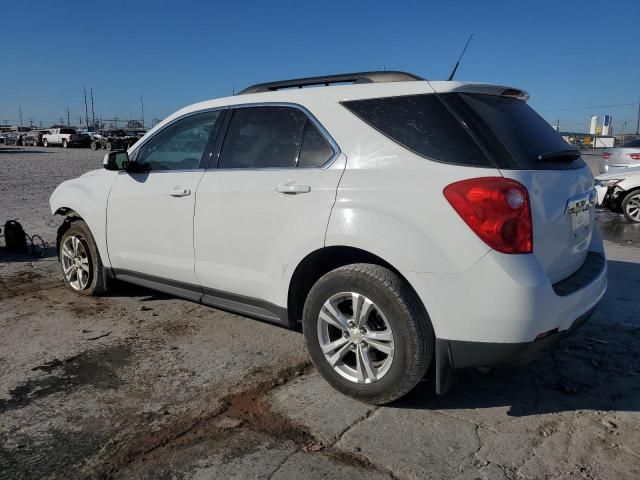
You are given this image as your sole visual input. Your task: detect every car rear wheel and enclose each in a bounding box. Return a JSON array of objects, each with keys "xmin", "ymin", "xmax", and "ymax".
[
  {"xmin": 90, "ymin": 141, "xmax": 98, "ymax": 150},
  {"xmin": 106, "ymin": 142, "xmax": 113, "ymax": 151},
  {"xmin": 302, "ymin": 263, "xmax": 433, "ymax": 405},
  {"xmin": 622, "ymin": 190, "xmax": 640, "ymax": 223},
  {"xmin": 43, "ymin": 139, "xmax": 48, "ymax": 147},
  {"xmin": 59, "ymin": 220, "xmax": 108, "ymax": 296},
  {"xmin": 62, "ymin": 139, "xmax": 68, "ymax": 148}
]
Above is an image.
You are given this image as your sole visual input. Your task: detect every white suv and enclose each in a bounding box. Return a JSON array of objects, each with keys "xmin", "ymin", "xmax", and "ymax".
[{"xmin": 50, "ymin": 71, "xmax": 607, "ymax": 404}]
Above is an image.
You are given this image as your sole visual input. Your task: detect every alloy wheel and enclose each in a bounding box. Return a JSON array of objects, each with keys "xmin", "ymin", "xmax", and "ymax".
[
  {"xmin": 625, "ymin": 193, "xmax": 640, "ymax": 222},
  {"xmin": 317, "ymin": 292, "xmax": 395, "ymax": 384},
  {"xmin": 61, "ymin": 235, "xmax": 91, "ymax": 290}
]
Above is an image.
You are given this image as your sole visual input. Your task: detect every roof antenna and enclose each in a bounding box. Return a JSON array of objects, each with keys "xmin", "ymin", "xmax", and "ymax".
[{"xmin": 447, "ymin": 33, "xmax": 474, "ymax": 81}]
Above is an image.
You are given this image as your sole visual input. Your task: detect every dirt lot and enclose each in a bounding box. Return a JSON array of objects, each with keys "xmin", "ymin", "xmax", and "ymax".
[{"xmin": 1, "ymin": 144, "xmax": 640, "ymax": 480}]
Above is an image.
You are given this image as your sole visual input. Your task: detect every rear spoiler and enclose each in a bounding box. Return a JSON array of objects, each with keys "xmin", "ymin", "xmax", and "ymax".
[{"xmin": 427, "ymin": 81, "xmax": 529, "ymax": 102}]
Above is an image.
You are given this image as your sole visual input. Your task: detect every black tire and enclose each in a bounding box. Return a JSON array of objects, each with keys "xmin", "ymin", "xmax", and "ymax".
[
  {"xmin": 302, "ymin": 263, "xmax": 433, "ymax": 405},
  {"xmin": 59, "ymin": 220, "xmax": 108, "ymax": 296},
  {"xmin": 43, "ymin": 139, "xmax": 49, "ymax": 147},
  {"xmin": 622, "ymin": 190, "xmax": 640, "ymax": 223},
  {"xmin": 62, "ymin": 139, "xmax": 68, "ymax": 148},
  {"xmin": 106, "ymin": 142, "xmax": 113, "ymax": 151},
  {"xmin": 90, "ymin": 141, "xmax": 98, "ymax": 150}
]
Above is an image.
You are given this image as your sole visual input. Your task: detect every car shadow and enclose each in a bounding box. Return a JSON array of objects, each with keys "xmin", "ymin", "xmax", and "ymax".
[
  {"xmin": 0, "ymin": 147, "xmax": 45, "ymax": 154},
  {"xmin": 0, "ymin": 246, "xmax": 58, "ymax": 261},
  {"xmin": 401, "ymin": 322, "xmax": 640, "ymax": 417}
]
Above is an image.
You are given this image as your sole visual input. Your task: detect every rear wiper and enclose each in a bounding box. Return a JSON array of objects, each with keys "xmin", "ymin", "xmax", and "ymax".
[{"xmin": 537, "ymin": 149, "xmax": 581, "ymax": 162}]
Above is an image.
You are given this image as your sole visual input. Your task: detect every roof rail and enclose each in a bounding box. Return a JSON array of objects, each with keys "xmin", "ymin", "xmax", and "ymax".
[{"xmin": 239, "ymin": 71, "xmax": 424, "ymax": 95}]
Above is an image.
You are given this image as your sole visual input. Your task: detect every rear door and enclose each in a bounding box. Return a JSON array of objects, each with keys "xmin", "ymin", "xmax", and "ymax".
[
  {"xmin": 443, "ymin": 92, "xmax": 596, "ymax": 283},
  {"xmin": 193, "ymin": 105, "xmax": 344, "ymax": 309},
  {"xmin": 107, "ymin": 110, "xmax": 223, "ymax": 288}
]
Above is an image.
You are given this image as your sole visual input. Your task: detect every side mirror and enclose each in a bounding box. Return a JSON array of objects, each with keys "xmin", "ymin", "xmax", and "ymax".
[{"xmin": 103, "ymin": 151, "xmax": 129, "ymax": 171}]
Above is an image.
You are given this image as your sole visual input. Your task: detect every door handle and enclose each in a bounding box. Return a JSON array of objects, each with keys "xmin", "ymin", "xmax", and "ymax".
[
  {"xmin": 169, "ymin": 187, "xmax": 191, "ymax": 197},
  {"xmin": 276, "ymin": 184, "xmax": 311, "ymax": 195}
]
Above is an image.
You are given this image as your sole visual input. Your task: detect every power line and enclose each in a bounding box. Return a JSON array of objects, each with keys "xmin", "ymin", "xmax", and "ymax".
[{"xmin": 538, "ymin": 102, "xmax": 638, "ymax": 112}]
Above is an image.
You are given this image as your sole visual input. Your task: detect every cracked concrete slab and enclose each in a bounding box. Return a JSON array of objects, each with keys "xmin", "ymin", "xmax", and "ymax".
[
  {"xmin": 271, "ymin": 451, "xmax": 392, "ymax": 480},
  {"xmin": 267, "ymin": 371, "xmax": 376, "ymax": 444},
  {"xmin": 336, "ymin": 408, "xmax": 481, "ymax": 478}
]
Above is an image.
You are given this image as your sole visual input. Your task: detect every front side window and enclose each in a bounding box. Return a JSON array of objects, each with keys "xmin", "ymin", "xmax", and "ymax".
[
  {"xmin": 219, "ymin": 107, "xmax": 307, "ymax": 169},
  {"xmin": 136, "ymin": 111, "xmax": 221, "ymax": 171}
]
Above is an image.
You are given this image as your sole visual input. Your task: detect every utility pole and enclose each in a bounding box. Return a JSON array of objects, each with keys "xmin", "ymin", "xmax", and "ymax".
[
  {"xmin": 66, "ymin": 108, "xmax": 71, "ymax": 127},
  {"xmin": 555, "ymin": 119, "xmax": 560, "ymax": 131},
  {"xmin": 140, "ymin": 95, "xmax": 144, "ymax": 129},
  {"xmin": 28, "ymin": 118, "xmax": 34, "ymax": 128},
  {"xmin": 39, "ymin": 121, "xmax": 43, "ymax": 128},
  {"xmin": 90, "ymin": 88, "xmax": 95, "ymax": 130},
  {"xmin": 83, "ymin": 86, "xmax": 90, "ymax": 130},
  {"xmin": 18, "ymin": 105, "xmax": 23, "ymax": 129}
]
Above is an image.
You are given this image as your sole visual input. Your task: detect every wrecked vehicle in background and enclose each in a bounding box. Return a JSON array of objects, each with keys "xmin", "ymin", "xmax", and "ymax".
[{"xmin": 90, "ymin": 129, "xmax": 138, "ymax": 151}]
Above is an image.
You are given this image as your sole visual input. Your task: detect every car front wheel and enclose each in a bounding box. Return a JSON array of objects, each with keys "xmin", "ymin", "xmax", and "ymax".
[
  {"xmin": 43, "ymin": 139, "xmax": 48, "ymax": 147},
  {"xmin": 59, "ymin": 220, "xmax": 108, "ymax": 295},
  {"xmin": 622, "ymin": 190, "xmax": 640, "ymax": 223},
  {"xmin": 302, "ymin": 263, "xmax": 433, "ymax": 405}
]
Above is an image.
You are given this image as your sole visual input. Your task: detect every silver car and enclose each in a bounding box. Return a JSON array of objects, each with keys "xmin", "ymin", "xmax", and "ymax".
[{"xmin": 600, "ymin": 138, "xmax": 640, "ymax": 173}]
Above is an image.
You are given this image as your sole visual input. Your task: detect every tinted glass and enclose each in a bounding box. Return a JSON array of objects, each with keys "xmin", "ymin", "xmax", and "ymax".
[
  {"xmin": 297, "ymin": 121, "xmax": 334, "ymax": 167},
  {"xmin": 60, "ymin": 128, "xmax": 76, "ymax": 134},
  {"xmin": 622, "ymin": 139, "xmax": 640, "ymax": 148},
  {"xmin": 342, "ymin": 94, "xmax": 491, "ymax": 167},
  {"xmin": 136, "ymin": 111, "xmax": 220, "ymax": 171},
  {"xmin": 451, "ymin": 93, "xmax": 582, "ymax": 169},
  {"xmin": 219, "ymin": 107, "xmax": 306, "ymax": 169}
]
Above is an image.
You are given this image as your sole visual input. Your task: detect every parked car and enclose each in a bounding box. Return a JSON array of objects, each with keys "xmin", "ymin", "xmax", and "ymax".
[
  {"xmin": 595, "ymin": 166, "xmax": 640, "ymax": 223},
  {"xmin": 50, "ymin": 71, "xmax": 606, "ymax": 404},
  {"xmin": 600, "ymin": 139, "xmax": 640, "ymax": 173},
  {"xmin": 43, "ymin": 128, "xmax": 89, "ymax": 148},
  {"xmin": 23, "ymin": 129, "xmax": 51, "ymax": 146},
  {"xmin": 90, "ymin": 129, "xmax": 138, "ymax": 150},
  {"xmin": 3, "ymin": 132, "xmax": 24, "ymax": 146}
]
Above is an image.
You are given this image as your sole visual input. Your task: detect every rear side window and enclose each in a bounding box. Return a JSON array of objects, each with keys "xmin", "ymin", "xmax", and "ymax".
[
  {"xmin": 342, "ymin": 94, "xmax": 492, "ymax": 167},
  {"xmin": 219, "ymin": 107, "xmax": 307, "ymax": 169},
  {"xmin": 298, "ymin": 121, "xmax": 334, "ymax": 167}
]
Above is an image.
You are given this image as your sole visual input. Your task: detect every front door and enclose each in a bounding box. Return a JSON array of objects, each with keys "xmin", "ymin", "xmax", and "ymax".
[{"xmin": 107, "ymin": 110, "xmax": 223, "ymax": 288}]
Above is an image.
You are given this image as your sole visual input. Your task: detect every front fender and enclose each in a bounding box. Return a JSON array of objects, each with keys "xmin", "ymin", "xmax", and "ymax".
[{"xmin": 50, "ymin": 170, "xmax": 117, "ymax": 267}]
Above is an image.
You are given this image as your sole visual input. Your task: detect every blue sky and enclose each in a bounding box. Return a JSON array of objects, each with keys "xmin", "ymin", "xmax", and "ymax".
[{"xmin": 1, "ymin": 0, "xmax": 639, "ymax": 133}]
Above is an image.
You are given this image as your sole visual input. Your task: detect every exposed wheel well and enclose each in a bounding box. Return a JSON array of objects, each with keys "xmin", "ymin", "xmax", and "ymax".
[
  {"xmin": 54, "ymin": 209, "xmax": 83, "ymax": 253},
  {"xmin": 287, "ymin": 246, "xmax": 408, "ymax": 326}
]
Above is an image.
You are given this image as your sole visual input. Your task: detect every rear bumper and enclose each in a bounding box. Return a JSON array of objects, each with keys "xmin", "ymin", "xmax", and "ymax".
[
  {"xmin": 434, "ymin": 305, "xmax": 596, "ymax": 393},
  {"xmin": 437, "ymin": 305, "xmax": 594, "ymax": 370}
]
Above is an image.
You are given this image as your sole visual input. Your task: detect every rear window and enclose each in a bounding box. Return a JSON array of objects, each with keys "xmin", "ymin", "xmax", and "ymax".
[
  {"xmin": 622, "ymin": 139, "xmax": 640, "ymax": 148},
  {"xmin": 447, "ymin": 93, "xmax": 583, "ymax": 169},
  {"xmin": 60, "ymin": 128, "xmax": 76, "ymax": 134},
  {"xmin": 342, "ymin": 94, "xmax": 492, "ymax": 167}
]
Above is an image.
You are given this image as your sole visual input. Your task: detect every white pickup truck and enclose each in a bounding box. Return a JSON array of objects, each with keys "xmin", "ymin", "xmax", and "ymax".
[{"xmin": 43, "ymin": 128, "xmax": 88, "ymax": 148}]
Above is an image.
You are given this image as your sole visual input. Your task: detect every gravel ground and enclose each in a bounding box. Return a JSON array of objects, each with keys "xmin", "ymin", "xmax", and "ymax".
[{"xmin": 1, "ymin": 145, "xmax": 640, "ymax": 480}]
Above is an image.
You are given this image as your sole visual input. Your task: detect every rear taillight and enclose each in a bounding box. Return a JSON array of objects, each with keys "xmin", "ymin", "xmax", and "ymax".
[
  {"xmin": 443, "ymin": 177, "xmax": 533, "ymax": 254},
  {"xmin": 602, "ymin": 152, "xmax": 611, "ymax": 160},
  {"xmin": 628, "ymin": 153, "xmax": 640, "ymax": 160}
]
